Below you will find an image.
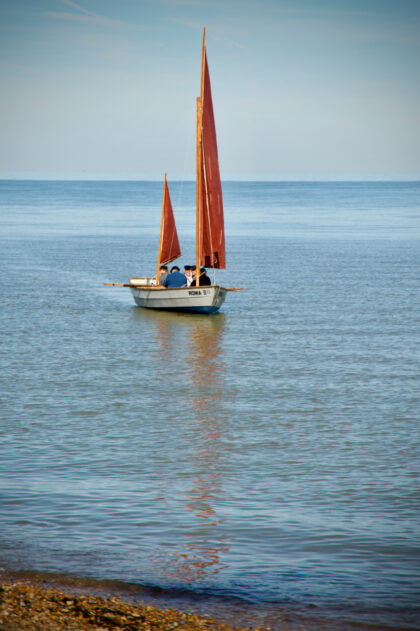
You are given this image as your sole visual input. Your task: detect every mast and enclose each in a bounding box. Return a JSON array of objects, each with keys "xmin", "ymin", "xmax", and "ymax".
[
  {"xmin": 156, "ymin": 173, "xmax": 167, "ymax": 285},
  {"xmin": 195, "ymin": 28, "xmax": 226, "ymax": 276},
  {"xmin": 196, "ymin": 97, "xmax": 201, "ymax": 288},
  {"xmin": 196, "ymin": 27, "xmax": 206, "ymax": 288}
]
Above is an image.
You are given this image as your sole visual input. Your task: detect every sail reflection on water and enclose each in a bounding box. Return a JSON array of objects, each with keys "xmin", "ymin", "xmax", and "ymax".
[{"xmin": 136, "ymin": 309, "xmax": 231, "ymax": 582}]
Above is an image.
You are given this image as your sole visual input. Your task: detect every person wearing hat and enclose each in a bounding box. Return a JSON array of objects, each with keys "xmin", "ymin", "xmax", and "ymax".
[
  {"xmin": 190, "ymin": 267, "xmax": 211, "ymax": 286},
  {"xmin": 189, "ymin": 265, "xmax": 197, "ymax": 286},
  {"xmin": 164, "ymin": 265, "xmax": 187, "ymax": 288},
  {"xmin": 184, "ymin": 265, "xmax": 193, "ymax": 286},
  {"xmin": 199, "ymin": 267, "xmax": 211, "ymax": 286},
  {"xmin": 158, "ymin": 265, "xmax": 168, "ymax": 286}
]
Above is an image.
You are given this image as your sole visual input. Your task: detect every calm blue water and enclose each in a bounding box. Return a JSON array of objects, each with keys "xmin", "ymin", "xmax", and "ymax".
[{"xmin": 0, "ymin": 181, "xmax": 419, "ymax": 630}]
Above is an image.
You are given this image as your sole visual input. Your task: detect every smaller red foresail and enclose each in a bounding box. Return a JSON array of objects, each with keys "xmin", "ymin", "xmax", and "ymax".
[{"xmin": 159, "ymin": 175, "xmax": 181, "ymax": 266}]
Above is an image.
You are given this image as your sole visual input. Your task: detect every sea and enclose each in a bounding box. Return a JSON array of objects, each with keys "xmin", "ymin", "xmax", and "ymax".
[{"xmin": 0, "ymin": 180, "xmax": 419, "ymax": 630}]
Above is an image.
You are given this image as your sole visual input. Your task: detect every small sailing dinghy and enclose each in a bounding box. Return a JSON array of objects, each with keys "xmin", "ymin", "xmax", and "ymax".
[{"xmin": 106, "ymin": 29, "xmax": 241, "ymax": 314}]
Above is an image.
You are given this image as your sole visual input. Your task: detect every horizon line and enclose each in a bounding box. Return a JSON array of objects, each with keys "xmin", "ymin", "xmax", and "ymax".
[{"xmin": 0, "ymin": 174, "xmax": 419, "ymax": 183}]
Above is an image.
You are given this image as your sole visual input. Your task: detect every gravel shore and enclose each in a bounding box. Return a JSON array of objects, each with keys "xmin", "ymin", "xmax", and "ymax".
[{"xmin": 0, "ymin": 581, "xmax": 269, "ymax": 631}]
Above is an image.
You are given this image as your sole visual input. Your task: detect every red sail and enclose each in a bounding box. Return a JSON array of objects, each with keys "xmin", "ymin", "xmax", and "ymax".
[
  {"xmin": 159, "ymin": 177, "xmax": 181, "ymax": 265},
  {"xmin": 199, "ymin": 51, "xmax": 226, "ymax": 269}
]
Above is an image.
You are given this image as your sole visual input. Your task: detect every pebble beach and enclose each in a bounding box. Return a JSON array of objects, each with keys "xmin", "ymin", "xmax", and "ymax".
[{"xmin": 0, "ymin": 581, "xmax": 259, "ymax": 631}]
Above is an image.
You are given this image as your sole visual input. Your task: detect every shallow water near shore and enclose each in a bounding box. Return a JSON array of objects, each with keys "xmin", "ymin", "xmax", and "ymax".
[{"xmin": 0, "ymin": 180, "xmax": 419, "ymax": 630}]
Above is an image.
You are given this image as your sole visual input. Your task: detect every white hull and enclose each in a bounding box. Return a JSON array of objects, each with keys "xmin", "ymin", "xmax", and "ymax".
[{"xmin": 130, "ymin": 284, "xmax": 226, "ymax": 314}]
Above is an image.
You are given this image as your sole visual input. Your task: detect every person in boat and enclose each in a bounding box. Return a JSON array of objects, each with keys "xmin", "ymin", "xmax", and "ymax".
[
  {"xmin": 164, "ymin": 265, "xmax": 187, "ymax": 288},
  {"xmin": 158, "ymin": 265, "xmax": 168, "ymax": 286},
  {"xmin": 190, "ymin": 267, "xmax": 211, "ymax": 286},
  {"xmin": 199, "ymin": 268, "xmax": 212, "ymax": 286},
  {"xmin": 189, "ymin": 265, "xmax": 197, "ymax": 285},
  {"xmin": 184, "ymin": 265, "xmax": 193, "ymax": 286}
]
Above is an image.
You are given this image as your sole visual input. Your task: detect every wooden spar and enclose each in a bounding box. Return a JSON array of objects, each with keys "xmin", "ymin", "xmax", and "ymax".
[
  {"xmin": 156, "ymin": 173, "xmax": 167, "ymax": 285},
  {"xmin": 104, "ymin": 283, "xmax": 168, "ymax": 289},
  {"xmin": 196, "ymin": 27, "xmax": 206, "ymax": 288},
  {"xmin": 196, "ymin": 96, "xmax": 201, "ymax": 289},
  {"xmin": 104, "ymin": 283, "xmax": 243, "ymax": 290}
]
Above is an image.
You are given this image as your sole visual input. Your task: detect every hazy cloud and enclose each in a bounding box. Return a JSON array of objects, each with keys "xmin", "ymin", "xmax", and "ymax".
[
  {"xmin": 59, "ymin": 0, "xmax": 100, "ymax": 18},
  {"xmin": 46, "ymin": 0, "xmax": 126, "ymax": 27}
]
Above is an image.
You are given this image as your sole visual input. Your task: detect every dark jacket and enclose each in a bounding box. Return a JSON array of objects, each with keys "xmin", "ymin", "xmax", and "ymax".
[{"xmin": 190, "ymin": 273, "xmax": 211, "ymax": 286}]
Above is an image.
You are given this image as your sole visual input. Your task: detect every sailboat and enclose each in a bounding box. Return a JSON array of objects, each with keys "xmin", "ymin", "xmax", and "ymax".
[{"xmin": 106, "ymin": 29, "xmax": 239, "ymax": 314}]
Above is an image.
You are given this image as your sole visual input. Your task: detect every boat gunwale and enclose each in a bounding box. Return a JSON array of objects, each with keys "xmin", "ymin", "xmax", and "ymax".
[{"xmin": 129, "ymin": 284, "xmax": 224, "ymax": 290}]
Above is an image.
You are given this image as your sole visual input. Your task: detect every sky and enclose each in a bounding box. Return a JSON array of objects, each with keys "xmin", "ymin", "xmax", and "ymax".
[{"xmin": 0, "ymin": 0, "xmax": 419, "ymax": 180}]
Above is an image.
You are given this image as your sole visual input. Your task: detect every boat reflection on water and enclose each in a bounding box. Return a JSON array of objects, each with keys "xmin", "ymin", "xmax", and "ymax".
[
  {"xmin": 179, "ymin": 312, "xmax": 230, "ymax": 581},
  {"xmin": 132, "ymin": 308, "xmax": 231, "ymax": 582}
]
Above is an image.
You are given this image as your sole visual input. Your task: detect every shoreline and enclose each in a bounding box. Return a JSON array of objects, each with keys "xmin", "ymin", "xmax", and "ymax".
[
  {"xmin": 0, "ymin": 569, "xmax": 410, "ymax": 631},
  {"xmin": 0, "ymin": 570, "xmax": 295, "ymax": 631}
]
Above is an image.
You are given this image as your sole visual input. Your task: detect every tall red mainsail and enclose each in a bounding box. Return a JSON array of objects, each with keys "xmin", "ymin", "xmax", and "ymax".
[
  {"xmin": 197, "ymin": 32, "xmax": 226, "ymax": 271},
  {"xmin": 156, "ymin": 175, "xmax": 181, "ymax": 279}
]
